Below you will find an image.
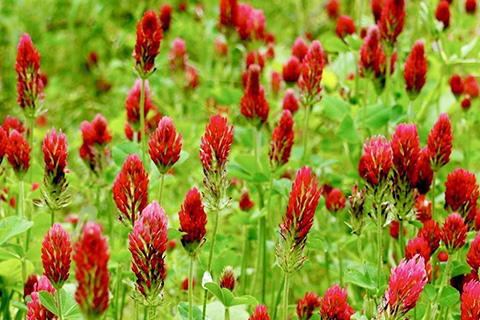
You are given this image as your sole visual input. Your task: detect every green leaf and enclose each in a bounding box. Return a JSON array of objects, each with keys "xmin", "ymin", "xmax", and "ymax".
[
  {"xmin": 167, "ymin": 228, "xmax": 184, "ymax": 240},
  {"xmin": 0, "ymin": 216, "xmax": 34, "ymax": 246},
  {"xmin": 338, "ymin": 116, "xmax": 359, "ymax": 144},
  {"xmin": 320, "ymin": 35, "xmax": 349, "ymax": 53},
  {"xmin": 0, "ymin": 247, "xmax": 21, "ymax": 260},
  {"xmin": 112, "ymin": 142, "xmax": 142, "ymax": 167},
  {"xmin": 423, "ymin": 284, "xmax": 436, "ymax": 301},
  {"xmin": 322, "ymin": 97, "xmax": 350, "ymax": 121},
  {"xmin": 204, "ymin": 282, "xmax": 226, "ymax": 306},
  {"xmin": 229, "ymin": 295, "xmax": 258, "ymax": 307},
  {"xmin": 58, "ymin": 287, "xmax": 81, "ymax": 319},
  {"xmin": 451, "ymin": 261, "xmax": 471, "ymax": 278},
  {"xmin": 439, "ymin": 286, "xmax": 460, "ymax": 308},
  {"xmin": 221, "ymin": 288, "xmax": 235, "ymax": 307},
  {"xmin": 177, "ymin": 301, "xmax": 206, "ymax": 320},
  {"xmin": 344, "ymin": 268, "xmax": 376, "ymax": 290},
  {"xmin": 364, "ymin": 104, "xmax": 390, "ymax": 129},
  {"xmin": 39, "ymin": 291, "xmax": 59, "ymax": 316}
]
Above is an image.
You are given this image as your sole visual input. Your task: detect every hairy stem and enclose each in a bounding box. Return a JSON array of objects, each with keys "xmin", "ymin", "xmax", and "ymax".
[
  {"xmin": 189, "ymin": 255, "xmax": 195, "ymax": 320},
  {"xmin": 376, "ymin": 203, "xmax": 384, "ymax": 289},
  {"xmin": 282, "ymin": 273, "xmax": 291, "ymax": 320},
  {"xmin": 158, "ymin": 174, "xmax": 165, "ymax": 207},
  {"xmin": 302, "ymin": 101, "xmax": 312, "ymax": 165},
  {"xmin": 140, "ymin": 77, "xmax": 147, "ymax": 164}
]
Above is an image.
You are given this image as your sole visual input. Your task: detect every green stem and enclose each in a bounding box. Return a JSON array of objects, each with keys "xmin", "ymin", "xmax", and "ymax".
[
  {"xmin": 272, "ymin": 276, "xmax": 285, "ymax": 320},
  {"xmin": 28, "ymin": 117, "xmax": 34, "ymax": 184},
  {"xmin": 240, "ymin": 225, "xmax": 249, "ymax": 295},
  {"xmin": 50, "ymin": 208, "xmax": 55, "ymax": 226},
  {"xmin": 357, "ymin": 234, "xmax": 365, "ymax": 272},
  {"xmin": 431, "ymin": 171, "xmax": 436, "ymax": 220},
  {"xmin": 376, "ymin": 203, "xmax": 384, "ymax": 289},
  {"xmin": 398, "ymin": 220, "xmax": 405, "ymax": 257},
  {"xmin": 302, "ymin": 101, "xmax": 312, "ymax": 165},
  {"xmin": 362, "ymin": 80, "xmax": 370, "ymax": 141},
  {"xmin": 56, "ymin": 289, "xmax": 64, "ymax": 320},
  {"xmin": 158, "ymin": 174, "xmax": 165, "ymax": 206},
  {"xmin": 464, "ymin": 120, "xmax": 471, "ymax": 170},
  {"xmin": 140, "ymin": 77, "xmax": 147, "ymax": 164},
  {"xmin": 437, "ymin": 257, "xmax": 453, "ymax": 300},
  {"xmin": 115, "ymin": 264, "xmax": 123, "ymax": 320},
  {"xmin": 282, "ymin": 273, "xmax": 290, "ymax": 320},
  {"xmin": 338, "ymin": 245, "xmax": 344, "ymax": 285},
  {"xmin": 148, "ymin": 306, "xmax": 156, "ymax": 320},
  {"xmin": 384, "ymin": 53, "xmax": 392, "ymax": 136},
  {"xmin": 188, "ymin": 255, "xmax": 195, "ymax": 320},
  {"xmin": 225, "ymin": 307, "xmax": 230, "ymax": 320},
  {"xmin": 19, "ymin": 180, "xmax": 25, "ymax": 218},
  {"xmin": 119, "ymin": 283, "xmax": 127, "ymax": 320},
  {"xmin": 261, "ymin": 173, "xmax": 275, "ymax": 303},
  {"xmin": 251, "ymin": 185, "xmax": 265, "ymax": 295},
  {"xmin": 408, "ymin": 99, "xmax": 414, "ymax": 121}
]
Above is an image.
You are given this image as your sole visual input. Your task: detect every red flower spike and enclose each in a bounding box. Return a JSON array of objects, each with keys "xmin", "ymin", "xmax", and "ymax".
[
  {"xmin": 466, "ymin": 0, "xmax": 477, "ymax": 13},
  {"xmin": 326, "ymin": 188, "xmax": 347, "ymax": 213},
  {"xmin": 6, "ymin": 130, "xmax": 31, "ymax": 178},
  {"xmin": 461, "ymin": 97, "xmax": 472, "ymax": 110},
  {"xmin": 239, "ymin": 188, "xmax": 254, "ymax": 211},
  {"xmin": 415, "ymin": 147, "xmax": 433, "ymax": 195},
  {"xmin": 79, "ymin": 114, "xmax": 111, "ymax": 173},
  {"xmin": 169, "ymin": 38, "xmax": 188, "ymax": 71},
  {"xmin": 299, "ymin": 40, "xmax": 325, "ymax": 102},
  {"xmin": 404, "ymin": 40, "xmax": 427, "ymax": 99},
  {"xmin": 42, "ymin": 128, "xmax": 68, "ymax": 181},
  {"xmin": 292, "ymin": 37, "xmax": 309, "ymax": 62},
  {"xmin": 184, "ymin": 65, "xmax": 199, "ymax": 91},
  {"xmin": 26, "ymin": 276, "xmax": 56, "ymax": 320},
  {"xmin": 445, "ymin": 168, "xmax": 479, "ymax": 222},
  {"xmin": 125, "ymin": 79, "xmax": 156, "ymax": 130},
  {"xmin": 246, "ymin": 51, "xmax": 265, "ymax": 70},
  {"xmin": 2, "ymin": 115, "xmax": 25, "ymax": 134},
  {"xmin": 113, "ymin": 154, "xmax": 149, "ymax": 226},
  {"xmin": 389, "ymin": 221, "xmax": 405, "ymax": 239},
  {"xmin": 405, "ymin": 237, "xmax": 431, "ymax": 262},
  {"xmin": 381, "ymin": 255, "xmax": 427, "ymax": 317},
  {"xmin": 391, "ymin": 123, "xmax": 421, "ymax": 188},
  {"xmin": 450, "ymin": 74, "xmax": 464, "ymax": 96},
  {"xmin": 461, "ymin": 280, "xmax": 480, "ymax": 319},
  {"xmin": 159, "ymin": 4, "xmax": 172, "ymax": 32},
  {"xmin": 179, "ymin": 187, "xmax": 207, "ymax": 253},
  {"xmin": 358, "ymin": 135, "xmax": 393, "ymax": 186},
  {"xmin": 271, "ymin": 71, "xmax": 282, "ymax": 95},
  {"xmin": 467, "ymin": 233, "xmax": 480, "ymax": 271},
  {"xmin": 148, "ymin": 116, "xmax": 182, "ymax": 174},
  {"xmin": 326, "ymin": 0, "xmax": 340, "ymax": 19},
  {"xmin": 427, "ymin": 113, "xmax": 453, "ymax": 171},
  {"xmin": 414, "ymin": 195, "xmax": 432, "ymax": 223},
  {"xmin": 249, "ymin": 305, "xmax": 271, "ymax": 320},
  {"xmin": 283, "ymin": 89, "xmax": 299, "ymax": 114},
  {"xmin": 73, "ymin": 222, "xmax": 110, "ymax": 319},
  {"xmin": 41, "ymin": 223, "xmax": 72, "ymax": 289},
  {"xmin": 283, "ymin": 56, "xmax": 301, "ymax": 84},
  {"xmin": 269, "ymin": 110, "xmax": 295, "ymax": 170},
  {"xmin": 15, "ymin": 33, "xmax": 44, "ymax": 114},
  {"xmin": 418, "ymin": 220, "xmax": 441, "ymax": 253},
  {"xmin": 371, "ymin": 0, "xmax": 385, "ymax": 22},
  {"xmin": 435, "ymin": 0, "xmax": 450, "ymax": 29},
  {"xmin": 24, "ymin": 274, "xmax": 38, "ymax": 300},
  {"xmin": 200, "ymin": 115, "xmax": 234, "ymax": 173},
  {"xmin": 441, "ymin": 212, "xmax": 468, "ymax": 252},
  {"xmin": 297, "ymin": 291, "xmax": 321, "ymax": 320},
  {"xmin": 219, "ymin": 266, "xmax": 236, "ymax": 291},
  {"xmin": 464, "ymin": 74, "xmax": 479, "ymax": 99},
  {"xmin": 129, "ymin": 201, "xmax": 168, "ymax": 302},
  {"xmin": 336, "ymin": 15, "xmax": 356, "ymax": 39},
  {"xmin": 236, "ymin": 4, "xmax": 266, "ymax": 41},
  {"xmin": 133, "ymin": 10, "xmax": 163, "ymax": 75},
  {"xmin": 240, "ymin": 64, "xmax": 270, "ymax": 124},
  {"xmin": 359, "ymin": 25, "xmax": 382, "ymax": 77},
  {"xmin": 319, "ymin": 283, "xmax": 355, "ymax": 320},
  {"xmin": 219, "ymin": 0, "xmax": 238, "ymax": 29},
  {"xmin": 378, "ymin": 0, "xmax": 405, "ymax": 46}
]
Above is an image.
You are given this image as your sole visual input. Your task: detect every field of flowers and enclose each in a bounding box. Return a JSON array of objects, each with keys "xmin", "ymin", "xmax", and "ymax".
[{"xmin": 1, "ymin": 0, "xmax": 480, "ymax": 319}]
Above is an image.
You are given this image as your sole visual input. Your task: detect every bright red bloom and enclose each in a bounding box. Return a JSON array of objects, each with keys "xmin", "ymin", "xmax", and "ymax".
[
  {"xmin": 464, "ymin": 74, "xmax": 479, "ymax": 99},
  {"xmin": 358, "ymin": 135, "xmax": 393, "ymax": 186},
  {"xmin": 219, "ymin": 0, "xmax": 238, "ymax": 29},
  {"xmin": 245, "ymin": 50, "xmax": 265, "ymax": 70},
  {"xmin": 24, "ymin": 274, "xmax": 38, "ymax": 300},
  {"xmin": 415, "ymin": 147, "xmax": 433, "ymax": 195},
  {"xmin": 125, "ymin": 79, "xmax": 157, "ymax": 131},
  {"xmin": 391, "ymin": 123, "xmax": 420, "ymax": 188},
  {"xmin": 461, "ymin": 280, "xmax": 480, "ymax": 319},
  {"xmin": 359, "ymin": 25, "xmax": 382, "ymax": 77},
  {"xmin": 73, "ymin": 222, "xmax": 110, "ymax": 318},
  {"xmin": 79, "ymin": 114, "xmax": 111, "ymax": 173},
  {"xmin": 2, "ymin": 115, "xmax": 25, "ymax": 134},
  {"xmin": 283, "ymin": 89, "xmax": 299, "ymax": 114},
  {"xmin": 441, "ymin": 212, "xmax": 468, "ymax": 251},
  {"xmin": 450, "ymin": 73, "xmax": 464, "ymax": 96},
  {"xmin": 129, "ymin": 201, "xmax": 168, "ymax": 302},
  {"xmin": 319, "ymin": 283, "xmax": 355, "ymax": 320},
  {"xmin": 297, "ymin": 291, "xmax": 321, "ymax": 320},
  {"xmin": 299, "ymin": 40, "xmax": 325, "ymax": 101},
  {"xmin": 236, "ymin": 4, "xmax": 266, "ymax": 41},
  {"xmin": 179, "ymin": 187, "xmax": 207, "ymax": 252},
  {"xmin": 240, "ymin": 64, "xmax": 270, "ymax": 124},
  {"xmin": 6, "ymin": 130, "xmax": 31, "ymax": 178},
  {"xmin": 292, "ymin": 37, "xmax": 309, "ymax": 62},
  {"xmin": 467, "ymin": 233, "xmax": 480, "ymax": 271},
  {"xmin": 435, "ymin": 0, "xmax": 450, "ymax": 29},
  {"xmin": 389, "ymin": 220, "xmax": 403, "ymax": 239},
  {"xmin": 404, "ymin": 40, "xmax": 427, "ymax": 98},
  {"xmin": 133, "ymin": 10, "xmax": 163, "ymax": 75},
  {"xmin": 184, "ymin": 65, "xmax": 199, "ymax": 91},
  {"xmin": 269, "ymin": 110, "xmax": 295, "ymax": 170},
  {"xmin": 283, "ymin": 56, "xmax": 301, "ymax": 84},
  {"xmin": 169, "ymin": 37, "xmax": 187, "ymax": 71},
  {"xmin": 239, "ymin": 188, "xmax": 254, "ymax": 211},
  {"xmin": 382, "ymin": 256, "xmax": 427, "ymax": 317},
  {"xmin": 113, "ymin": 154, "xmax": 149, "ymax": 226},
  {"xmin": 148, "ymin": 116, "xmax": 182, "ymax": 174},
  {"xmin": 42, "ymin": 128, "xmax": 68, "ymax": 202},
  {"xmin": 199, "ymin": 115, "xmax": 234, "ymax": 173},
  {"xmin": 26, "ymin": 276, "xmax": 56, "ymax": 320},
  {"xmin": 427, "ymin": 113, "xmax": 453, "ymax": 170},
  {"xmin": 220, "ymin": 266, "xmax": 236, "ymax": 291},
  {"xmin": 271, "ymin": 71, "xmax": 282, "ymax": 95},
  {"xmin": 326, "ymin": 188, "xmax": 347, "ymax": 213},
  {"xmin": 249, "ymin": 305, "xmax": 271, "ymax": 320},
  {"xmin": 418, "ymin": 220, "xmax": 441, "ymax": 253},
  {"xmin": 378, "ymin": 0, "xmax": 405, "ymax": 46},
  {"xmin": 445, "ymin": 168, "xmax": 479, "ymax": 222},
  {"xmin": 15, "ymin": 33, "xmax": 44, "ymax": 113},
  {"xmin": 438, "ymin": 251, "xmax": 449, "ymax": 262},
  {"xmin": 414, "ymin": 195, "xmax": 432, "ymax": 223},
  {"xmin": 462, "ymin": 97, "xmax": 472, "ymax": 110},
  {"xmin": 466, "ymin": 0, "xmax": 477, "ymax": 13},
  {"xmin": 336, "ymin": 15, "xmax": 356, "ymax": 39},
  {"xmin": 371, "ymin": 0, "xmax": 384, "ymax": 22},
  {"xmin": 405, "ymin": 237, "xmax": 431, "ymax": 262},
  {"xmin": 159, "ymin": 4, "xmax": 172, "ymax": 32},
  {"xmin": 326, "ymin": 0, "xmax": 340, "ymax": 19},
  {"xmin": 41, "ymin": 223, "xmax": 72, "ymax": 289}
]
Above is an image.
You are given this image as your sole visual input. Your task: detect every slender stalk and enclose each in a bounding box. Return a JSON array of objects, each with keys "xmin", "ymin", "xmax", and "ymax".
[
  {"xmin": 119, "ymin": 284, "xmax": 127, "ymax": 320},
  {"xmin": 240, "ymin": 225, "xmax": 249, "ymax": 295},
  {"xmin": 272, "ymin": 276, "xmax": 285, "ymax": 320},
  {"xmin": 464, "ymin": 119, "xmax": 471, "ymax": 170},
  {"xmin": 357, "ymin": 234, "xmax": 365, "ymax": 272},
  {"xmin": 282, "ymin": 273, "xmax": 291, "ymax": 320},
  {"xmin": 384, "ymin": 53, "xmax": 392, "ymax": 136},
  {"xmin": 362, "ymin": 80, "xmax": 370, "ymax": 141},
  {"xmin": 188, "ymin": 255, "xmax": 195, "ymax": 320},
  {"xmin": 338, "ymin": 245, "xmax": 344, "ymax": 285},
  {"xmin": 148, "ymin": 306, "xmax": 156, "ymax": 320},
  {"xmin": 302, "ymin": 101, "xmax": 312, "ymax": 164},
  {"xmin": 135, "ymin": 300, "xmax": 139, "ymax": 320},
  {"xmin": 50, "ymin": 208, "xmax": 55, "ymax": 226},
  {"xmin": 437, "ymin": 257, "xmax": 453, "ymax": 299},
  {"xmin": 158, "ymin": 174, "xmax": 165, "ymax": 206},
  {"xmin": 398, "ymin": 220, "xmax": 405, "ymax": 257},
  {"xmin": 260, "ymin": 173, "xmax": 275, "ymax": 303},
  {"xmin": 115, "ymin": 264, "xmax": 123, "ymax": 320},
  {"xmin": 408, "ymin": 99, "xmax": 414, "ymax": 121},
  {"xmin": 28, "ymin": 117, "xmax": 34, "ymax": 183},
  {"xmin": 376, "ymin": 204, "xmax": 384, "ymax": 288},
  {"xmin": 251, "ymin": 185, "xmax": 264, "ymax": 295},
  {"xmin": 56, "ymin": 289, "xmax": 64, "ymax": 320},
  {"xmin": 225, "ymin": 307, "xmax": 230, "ymax": 320},
  {"xmin": 140, "ymin": 77, "xmax": 147, "ymax": 164},
  {"xmin": 19, "ymin": 180, "xmax": 25, "ymax": 218},
  {"xmin": 431, "ymin": 171, "xmax": 436, "ymax": 220}
]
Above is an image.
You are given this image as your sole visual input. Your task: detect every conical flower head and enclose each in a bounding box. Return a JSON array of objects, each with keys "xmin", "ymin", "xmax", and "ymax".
[
  {"xmin": 465, "ymin": 74, "xmax": 479, "ymax": 99},
  {"xmin": 73, "ymin": 222, "xmax": 110, "ymax": 319},
  {"xmin": 129, "ymin": 201, "xmax": 169, "ymax": 303},
  {"xmin": 435, "ymin": 0, "xmax": 450, "ymax": 29},
  {"xmin": 461, "ymin": 280, "xmax": 480, "ymax": 319},
  {"xmin": 427, "ymin": 113, "xmax": 453, "ymax": 171},
  {"xmin": 414, "ymin": 147, "xmax": 433, "ymax": 195},
  {"xmin": 297, "ymin": 291, "xmax": 321, "ymax": 320},
  {"xmin": 467, "ymin": 232, "xmax": 480, "ymax": 271},
  {"xmin": 219, "ymin": 266, "xmax": 236, "ymax": 291},
  {"xmin": 283, "ymin": 56, "xmax": 301, "ymax": 84},
  {"xmin": 6, "ymin": 130, "xmax": 31, "ymax": 179},
  {"xmin": 450, "ymin": 74, "xmax": 464, "ymax": 96},
  {"xmin": 292, "ymin": 37, "xmax": 309, "ymax": 62},
  {"xmin": 113, "ymin": 154, "xmax": 149, "ymax": 226},
  {"xmin": 418, "ymin": 220, "xmax": 441, "ymax": 253},
  {"xmin": 41, "ymin": 223, "xmax": 72, "ymax": 289},
  {"xmin": 319, "ymin": 283, "xmax": 355, "ymax": 320},
  {"xmin": 2, "ymin": 115, "xmax": 25, "ymax": 135},
  {"xmin": 381, "ymin": 255, "xmax": 427, "ymax": 317},
  {"xmin": 79, "ymin": 114, "xmax": 112, "ymax": 174},
  {"xmin": 358, "ymin": 135, "xmax": 392, "ymax": 187},
  {"xmin": 15, "ymin": 33, "xmax": 44, "ymax": 115},
  {"xmin": 26, "ymin": 276, "xmax": 56, "ymax": 320},
  {"xmin": 179, "ymin": 187, "xmax": 207, "ymax": 253},
  {"xmin": 326, "ymin": 188, "xmax": 346, "ymax": 213},
  {"xmin": 378, "ymin": 0, "xmax": 405, "ymax": 47},
  {"xmin": 445, "ymin": 168, "xmax": 479, "ymax": 222},
  {"xmin": 269, "ymin": 110, "xmax": 294, "ymax": 170},
  {"xmin": 336, "ymin": 15, "xmax": 356, "ymax": 39},
  {"xmin": 371, "ymin": 0, "xmax": 384, "ymax": 22},
  {"xmin": 414, "ymin": 194, "xmax": 432, "ymax": 223},
  {"xmin": 148, "ymin": 116, "xmax": 182, "ymax": 174},
  {"xmin": 133, "ymin": 10, "xmax": 163, "ymax": 75},
  {"xmin": 441, "ymin": 212, "xmax": 468, "ymax": 252},
  {"xmin": 249, "ymin": 305, "xmax": 271, "ymax": 320},
  {"xmin": 159, "ymin": 4, "xmax": 172, "ymax": 32},
  {"xmin": 405, "ymin": 237, "xmax": 431, "ymax": 262},
  {"xmin": 240, "ymin": 64, "xmax": 270, "ymax": 124},
  {"xmin": 359, "ymin": 25, "xmax": 382, "ymax": 77},
  {"xmin": 239, "ymin": 188, "xmax": 254, "ymax": 211},
  {"xmin": 299, "ymin": 40, "xmax": 325, "ymax": 102},
  {"xmin": 283, "ymin": 89, "xmax": 299, "ymax": 114},
  {"xmin": 24, "ymin": 274, "xmax": 38, "ymax": 300},
  {"xmin": 219, "ymin": 0, "xmax": 238, "ymax": 29},
  {"xmin": 404, "ymin": 40, "xmax": 427, "ymax": 99},
  {"xmin": 125, "ymin": 79, "xmax": 156, "ymax": 129},
  {"xmin": 391, "ymin": 123, "xmax": 420, "ymax": 188}
]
